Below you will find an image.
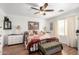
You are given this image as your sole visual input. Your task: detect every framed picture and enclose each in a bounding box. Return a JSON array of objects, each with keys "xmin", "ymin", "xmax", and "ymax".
[
  {"xmin": 50, "ymin": 22, "xmax": 53, "ymax": 31},
  {"xmin": 3, "ymin": 17, "xmax": 12, "ymax": 29},
  {"xmin": 28, "ymin": 21, "xmax": 39, "ymax": 30}
]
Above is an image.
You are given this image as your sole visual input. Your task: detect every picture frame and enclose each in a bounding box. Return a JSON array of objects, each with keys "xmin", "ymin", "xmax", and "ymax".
[
  {"xmin": 3, "ymin": 17, "xmax": 12, "ymax": 29},
  {"xmin": 50, "ymin": 22, "xmax": 53, "ymax": 31},
  {"xmin": 28, "ymin": 21, "xmax": 39, "ymax": 30}
]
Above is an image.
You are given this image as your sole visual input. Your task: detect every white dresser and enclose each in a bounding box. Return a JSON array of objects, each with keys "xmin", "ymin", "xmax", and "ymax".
[
  {"xmin": 0, "ymin": 17, "xmax": 3, "ymax": 55},
  {"xmin": 0, "ymin": 35, "xmax": 2, "ymax": 55},
  {"xmin": 8, "ymin": 34, "xmax": 23, "ymax": 45}
]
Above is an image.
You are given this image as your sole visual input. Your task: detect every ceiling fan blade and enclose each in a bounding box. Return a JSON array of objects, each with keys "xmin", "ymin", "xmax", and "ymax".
[
  {"xmin": 40, "ymin": 6, "xmax": 43, "ymax": 11},
  {"xmin": 45, "ymin": 9, "xmax": 54, "ymax": 12},
  {"xmin": 43, "ymin": 3, "xmax": 48, "ymax": 9},
  {"xmin": 31, "ymin": 7, "xmax": 39, "ymax": 10},
  {"xmin": 34, "ymin": 12, "xmax": 40, "ymax": 14},
  {"xmin": 26, "ymin": 3, "xmax": 38, "ymax": 7}
]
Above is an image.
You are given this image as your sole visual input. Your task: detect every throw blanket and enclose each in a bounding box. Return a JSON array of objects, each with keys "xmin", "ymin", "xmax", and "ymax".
[
  {"xmin": 26, "ymin": 34, "xmax": 59, "ymax": 52},
  {"xmin": 27, "ymin": 39, "xmax": 40, "ymax": 50},
  {"xmin": 27, "ymin": 37, "xmax": 59, "ymax": 50}
]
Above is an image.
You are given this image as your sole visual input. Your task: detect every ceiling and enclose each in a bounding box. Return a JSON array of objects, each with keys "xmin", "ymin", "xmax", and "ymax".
[{"xmin": 0, "ymin": 3, "xmax": 79, "ymax": 19}]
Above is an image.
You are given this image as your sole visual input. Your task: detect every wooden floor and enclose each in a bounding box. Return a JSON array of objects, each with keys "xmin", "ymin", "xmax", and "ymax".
[{"xmin": 3, "ymin": 44, "xmax": 77, "ymax": 55}]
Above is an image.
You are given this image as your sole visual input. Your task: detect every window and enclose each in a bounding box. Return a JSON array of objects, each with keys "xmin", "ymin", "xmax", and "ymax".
[{"xmin": 57, "ymin": 19, "xmax": 67, "ymax": 36}]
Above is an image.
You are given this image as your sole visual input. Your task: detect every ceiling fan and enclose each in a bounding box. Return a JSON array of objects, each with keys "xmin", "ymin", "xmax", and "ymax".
[{"xmin": 31, "ymin": 3, "xmax": 54, "ymax": 15}]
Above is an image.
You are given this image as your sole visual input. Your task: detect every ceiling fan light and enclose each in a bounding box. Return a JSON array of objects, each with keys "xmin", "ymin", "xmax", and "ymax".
[{"xmin": 43, "ymin": 13, "xmax": 46, "ymax": 15}]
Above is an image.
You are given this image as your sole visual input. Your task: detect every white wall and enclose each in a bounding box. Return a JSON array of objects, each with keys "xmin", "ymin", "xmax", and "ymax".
[
  {"xmin": 0, "ymin": 8, "xmax": 6, "ymax": 54},
  {"xmin": 0, "ymin": 8, "xmax": 6, "ymax": 35},
  {"xmin": 3, "ymin": 15, "xmax": 46, "ymax": 45},
  {"xmin": 50, "ymin": 16, "xmax": 77, "ymax": 47},
  {"xmin": 4, "ymin": 15, "xmax": 46, "ymax": 35},
  {"xmin": 0, "ymin": 16, "xmax": 4, "ymax": 54},
  {"xmin": 76, "ymin": 16, "xmax": 79, "ymax": 29},
  {"xmin": 46, "ymin": 7, "xmax": 79, "ymax": 47}
]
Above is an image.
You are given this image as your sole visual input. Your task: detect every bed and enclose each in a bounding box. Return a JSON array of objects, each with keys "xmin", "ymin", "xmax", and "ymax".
[{"xmin": 26, "ymin": 35, "xmax": 59, "ymax": 54}]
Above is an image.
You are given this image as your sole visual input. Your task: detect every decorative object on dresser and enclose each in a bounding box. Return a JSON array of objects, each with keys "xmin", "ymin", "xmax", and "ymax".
[
  {"xmin": 3, "ymin": 17, "xmax": 12, "ymax": 30},
  {"xmin": 8, "ymin": 34, "xmax": 23, "ymax": 45},
  {"xmin": 28, "ymin": 21, "xmax": 39, "ymax": 30},
  {"xmin": 16, "ymin": 25, "xmax": 21, "ymax": 34}
]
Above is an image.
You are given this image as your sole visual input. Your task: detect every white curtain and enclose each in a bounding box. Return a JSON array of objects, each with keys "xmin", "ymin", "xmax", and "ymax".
[{"xmin": 53, "ymin": 16, "xmax": 77, "ymax": 47}]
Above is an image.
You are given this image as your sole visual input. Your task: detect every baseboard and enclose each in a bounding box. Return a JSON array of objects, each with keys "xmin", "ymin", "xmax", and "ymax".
[{"xmin": 4, "ymin": 43, "xmax": 23, "ymax": 47}]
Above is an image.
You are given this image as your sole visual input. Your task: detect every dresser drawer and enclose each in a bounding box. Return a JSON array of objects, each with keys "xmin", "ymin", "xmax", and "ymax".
[{"xmin": 8, "ymin": 35, "xmax": 23, "ymax": 45}]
